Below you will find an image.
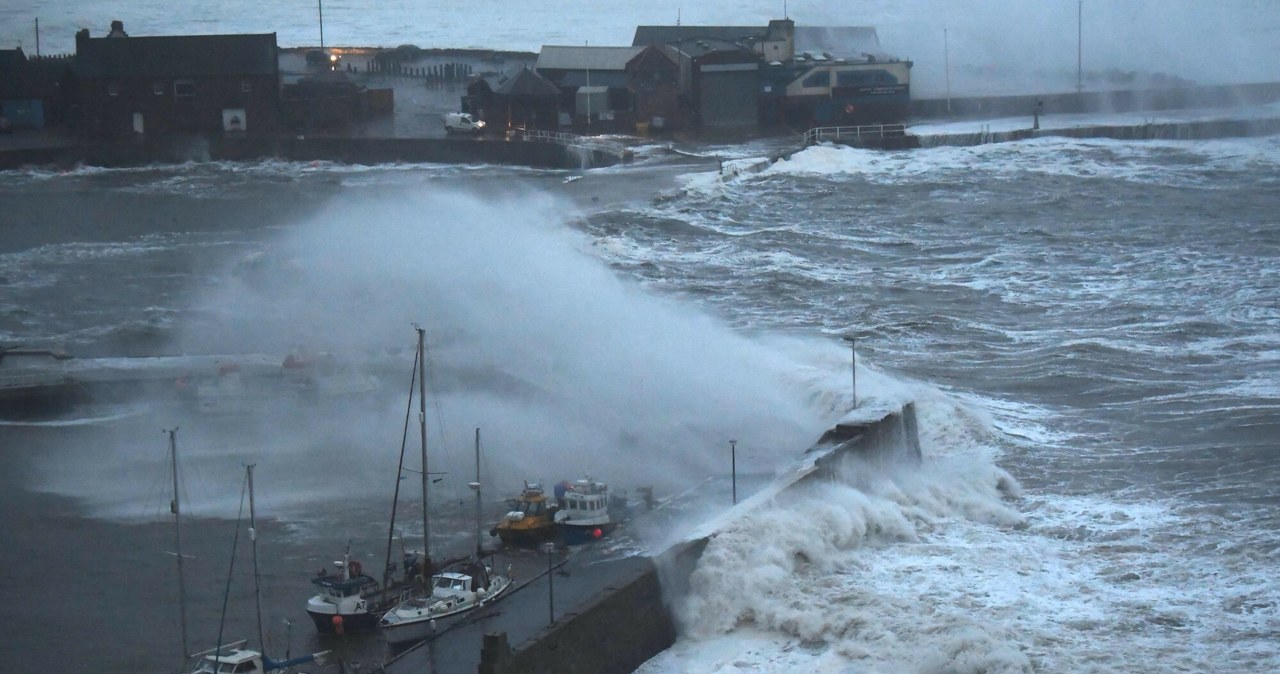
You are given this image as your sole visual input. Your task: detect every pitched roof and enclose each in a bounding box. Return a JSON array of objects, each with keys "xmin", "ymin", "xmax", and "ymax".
[
  {"xmin": 633, "ymin": 26, "xmax": 764, "ymax": 47},
  {"xmin": 795, "ymin": 27, "xmax": 882, "ymax": 58},
  {"xmin": 76, "ymin": 33, "xmax": 278, "ymax": 79},
  {"xmin": 634, "ymin": 25, "xmax": 887, "ymax": 59},
  {"xmin": 535, "ymin": 46, "xmax": 644, "ymax": 72},
  {"xmin": 488, "ymin": 64, "xmax": 560, "ymax": 96}
]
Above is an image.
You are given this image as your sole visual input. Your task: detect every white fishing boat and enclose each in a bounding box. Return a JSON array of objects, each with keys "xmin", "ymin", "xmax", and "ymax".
[{"xmin": 553, "ymin": 476, "xmax": 624, "ymax": 545}]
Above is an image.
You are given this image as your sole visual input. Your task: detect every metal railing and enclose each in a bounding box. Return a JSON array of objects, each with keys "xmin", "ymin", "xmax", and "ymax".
[
  {"xmin": 515, "ymin": 129, "xmax": 628, "ymax": 159},
  {"xmin": 803, "ymin": 123, "xmax": 908, "ymax": 146}
]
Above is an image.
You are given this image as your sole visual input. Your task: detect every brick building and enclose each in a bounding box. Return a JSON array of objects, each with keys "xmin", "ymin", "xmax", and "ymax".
[{"xmin": 75, "ymin": 21, "xmax": 280, "ymax": 139}]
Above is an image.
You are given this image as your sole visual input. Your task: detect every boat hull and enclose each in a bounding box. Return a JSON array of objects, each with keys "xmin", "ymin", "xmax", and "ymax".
[
  {"xmin": 306, "ymin": 608, "xmax": 379, "ymax": 633},
  {"xmin": 494, "ymin": 523, "xmax": 557, "ymax": 548},
  {"xmin": 380, "ymin": 576, "xmax": 513, "ymax": 646},
  {"xmin": 559, "ymin": 520, "xmax": 619, "ymax": 546}
]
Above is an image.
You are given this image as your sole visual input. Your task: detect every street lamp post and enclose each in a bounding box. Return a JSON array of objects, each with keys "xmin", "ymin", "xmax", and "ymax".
[
  {"xmin": 543, "ymin": 542, "xmax": 556, "ymax": 625},
  {"xmin": 842, "ymin": 336, "xmax": 857, "ymax": 408},
  {"xmin": 729, "ymin": 439, "xmax": 737, "ymax": 505}
]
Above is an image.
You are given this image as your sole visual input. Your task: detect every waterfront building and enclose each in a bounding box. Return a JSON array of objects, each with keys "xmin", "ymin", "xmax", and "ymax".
[{"xmin": 74, "ymin": 21, "xmax": 281, "ymax": 139}]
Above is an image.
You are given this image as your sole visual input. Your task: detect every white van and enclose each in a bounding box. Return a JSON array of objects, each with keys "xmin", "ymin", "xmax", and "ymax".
[{"xmin": 442, "ymin": 112, "xmax": 486, "ymax": 135}]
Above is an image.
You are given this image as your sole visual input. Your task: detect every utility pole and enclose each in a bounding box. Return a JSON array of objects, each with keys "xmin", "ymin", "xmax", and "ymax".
[
  {"xmin": 318, "ymin": 0, "xmax": 325, "ymax": 50},
  {"xmin": 585, "ymin": 40, "xmax": 592, "ymax": 127},
  {"xmin": 729, "ymin": 439, "xmax": 737, "ymax": 505},
  {"xmin": 1077, "ymin": 0, "xmax": 1083, "ymax": 95},
  {"xmin": 35, "ymin": 18, "xmax": 40, "ymax": 57},
  {"xmin": 944, "ymin": 28, "xmax": 951, "ymax": 115},
  {"xmin": 543, "ymin": 542, "xmax": 556, "ymax": 625}
]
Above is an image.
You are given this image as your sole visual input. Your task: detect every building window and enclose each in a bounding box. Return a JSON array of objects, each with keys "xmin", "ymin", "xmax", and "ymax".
[
  {"xmin": 837, "ymin": 69, "xmax": 894, "ymax": 87},
  {"xmin": 108, "ymin": 82, "xmax": 120, "ymax": 96},
  {"xmin": 174, "ymin": 80, "xmax": 196, "ymax": 98},
  {"xmin": 802, "ymin": 71, "xmax": 829, "ymax": 88},
  {"xmin": 153, "ymin": 81, "xmax": 164, "ymax": 95},
  {"xmin": 241, "ymin": 80, "xmax": 252, "ymax": 93}
]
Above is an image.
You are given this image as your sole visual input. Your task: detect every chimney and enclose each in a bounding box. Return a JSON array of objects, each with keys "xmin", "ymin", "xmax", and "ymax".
[
  {"xmin": 108, "ymin": 20, "xmax": 128, "ymax": 38},
  {"xmin": 75, "ymin": 28, "xmax": 90, "ymax": 51}
]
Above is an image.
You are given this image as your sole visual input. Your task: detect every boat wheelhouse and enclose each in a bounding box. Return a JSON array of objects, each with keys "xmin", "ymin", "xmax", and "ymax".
[{"xmin": 553, "ymin": 477, "xmax": 622, "ymax": 545}]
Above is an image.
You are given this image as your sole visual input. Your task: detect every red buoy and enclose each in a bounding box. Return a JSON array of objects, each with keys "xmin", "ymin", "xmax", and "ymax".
[
  {"xmin": 593, "ymin": 527, "xmax": 603, "ymax": 538},
  {"xmin": 332, "ymin": 614, "xmax": 344, "ymax": 635}
]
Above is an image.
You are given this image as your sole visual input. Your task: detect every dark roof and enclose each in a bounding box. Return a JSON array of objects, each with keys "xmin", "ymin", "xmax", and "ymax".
[
  {"xmin": 0, "ymin": 47, "xmax": 26, "ymax": 71},
  {"xmin": 635, "ymin": 25, "xmax": 889, "ymax": 59},
  {"xmin": 559, "ymin": 71, "xmax": 628, "ymax": 88},
  {"xmin": 633, "ymin": 26, "xmax": 765, "ymax": 47},
  {"xmin": 795, "ymin": 27, "xmax": 882, "ymax": 58},
  {"xmin": 536, "ymin": 46, "xmax": 644, "ymax": 72},
  {"xmin": 77, "ymin": 33, "xmax": 278, "ymax": 79},
  {"xmin": 488, "ymin": 64, "xmax": 559, "ymax": 96}
]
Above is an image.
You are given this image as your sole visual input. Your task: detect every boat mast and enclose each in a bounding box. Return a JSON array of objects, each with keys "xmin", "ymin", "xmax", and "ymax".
[
  {"xmin": 382, "ymin": 337, "xmax": 421, "ymax": 589},
  {"xmin": 473, "ymin": 428, "xmax": 482, "ymax": 557},
  {"xmin": 416, "ymin": 326, "xmax": 431, "ymax": 578},
  {"xmin": 168, "ymin": 428, "xmax": 189, "ymax": 660},
  {"xmin": 247, "ymin": 464, "xmax": 266, "ymax": 652}
]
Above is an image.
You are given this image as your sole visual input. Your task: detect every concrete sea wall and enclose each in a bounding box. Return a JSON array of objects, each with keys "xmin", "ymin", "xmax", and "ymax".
[
  {"xmin": 0, "ymin": 136, "xmax": 622, "ymax": 171},
  {"xmin": 477, "ymin": 402, "xmax": 922, "ymax": 673}
]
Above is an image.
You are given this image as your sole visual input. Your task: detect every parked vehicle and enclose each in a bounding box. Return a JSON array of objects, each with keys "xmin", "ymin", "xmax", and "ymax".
[{"xmin": 443, "ymin": 112, "xmax": 485, "ymax": 135}]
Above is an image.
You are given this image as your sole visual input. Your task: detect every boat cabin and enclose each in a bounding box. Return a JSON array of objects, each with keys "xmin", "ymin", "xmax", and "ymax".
[
  {"xmin": 191, "ymin": 647, "xmax": 263, "ymax": 674},
  {"xmin": 311, "ymin": 574, "xmax": 376, "ymax": 599}
]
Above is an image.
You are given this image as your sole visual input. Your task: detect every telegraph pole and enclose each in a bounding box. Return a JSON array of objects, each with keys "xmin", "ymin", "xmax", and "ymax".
[
  {"xmin": 944, "ymin": 28, "xmax": 951, "ymax": 114},
  {"xmin": 1077, "ymin": 1, "xmax": 1083, "ymax": 95},
  {"xmin": 318, "ymin": 0, "xmax": 325, "ymax": 50}
]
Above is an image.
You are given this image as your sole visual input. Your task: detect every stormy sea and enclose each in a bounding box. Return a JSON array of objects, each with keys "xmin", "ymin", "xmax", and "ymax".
[{"xmin": 3, "ymin": 2, "xmax": 1280, "ymax": 673}]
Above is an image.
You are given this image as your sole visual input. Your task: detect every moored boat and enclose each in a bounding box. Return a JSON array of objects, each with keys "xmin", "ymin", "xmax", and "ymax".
[
  {"xmin": 553, "ymin": 477, "xmax": 625, "ymax": 546},
  {"xmin": 379, "ymin": 557, "xmax": 512, "ymax": 646},
  {"xmin": 491, "ymin": 481, "xmax": 558, "ymax": 547},
  {"xmin": 305, "ymin": 550, "xmax": 425, "ymax": 633}
]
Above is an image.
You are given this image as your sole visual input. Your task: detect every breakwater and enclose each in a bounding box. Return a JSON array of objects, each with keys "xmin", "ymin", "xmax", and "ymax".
[
  {"xmin": 456, "ymin": 401, "xmax": 922, "ymax": 674},
  {"xmin": 0, "ymin": 135, "xmax": 624, "ymax": 171},
  {"xmin": 910, "ymin": 81, "xmax": 1280, "ymax": 120},
  {"xmin": 918, "ymin": 115, "xmax": 1280, "ymax": 148}
]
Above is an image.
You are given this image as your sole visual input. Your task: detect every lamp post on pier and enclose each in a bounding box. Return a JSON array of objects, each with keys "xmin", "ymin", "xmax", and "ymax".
[
  {"xmin": 729, "ymin": 439, "xmax": 737, "ymax": 505},
  {"xmin": 543, "ymin": 542, "xmax": 556, "ymax": 625},
  {"xmin": 842, "ymin": 336, "xmax": 857, "ymax": 408}
]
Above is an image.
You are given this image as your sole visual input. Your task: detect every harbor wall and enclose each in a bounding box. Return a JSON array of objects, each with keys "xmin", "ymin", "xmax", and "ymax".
[
  {"xmin": 909, "ymin": 81, "xmax": 1280, "ymax": 120},
  {"xmin": 478, "ymin": 562, "xmax": 674, "ymax": 674},
  {"xmin": 0, "ymin": 136, "xmax": 622, "ymax": 171},
  {"xmin": 478, "ymin": 402, "xmax": 922, "ymax": 674}
]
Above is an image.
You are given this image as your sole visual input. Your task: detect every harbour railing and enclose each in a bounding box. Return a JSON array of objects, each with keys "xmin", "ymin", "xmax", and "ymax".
[
  {"xmin": 514, "ymin": 129, "xmax": 629, "ymax": 160},
  {"xmin": 803, "ymin": 123, "xmax": 908, "ymax": 146}
]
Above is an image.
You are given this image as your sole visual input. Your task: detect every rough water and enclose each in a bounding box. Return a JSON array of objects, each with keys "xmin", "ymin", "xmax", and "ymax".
[
  {"xmin": 4, "ymin": 133, "xmax": 1279, "ymax": 674},
  {"xmin": 4, "ymin": 2, "xmax": 1280, "ymax": 673}
]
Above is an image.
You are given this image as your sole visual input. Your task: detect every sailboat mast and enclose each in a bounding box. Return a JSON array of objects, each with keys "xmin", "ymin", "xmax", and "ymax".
[
  {"xmin": 416, "ymin": 326, "xmax": 431, "ymax": 572},
  {"xmin": 247, "ymin": 464, "xmax": 266, "ymax": 653},
  {"xmin": 382, "ymin": 340, "xmax": 420, "ymax": 588},
  {"xmin": 169, "ymin": 428, "xmax": 189, "ymax": 660},
  {"xmin": 474, "ymin": 428, "xmax": 482, "ymax": 557}
]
